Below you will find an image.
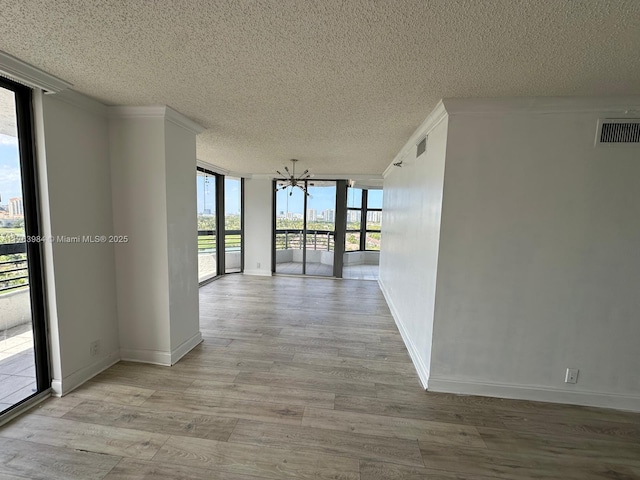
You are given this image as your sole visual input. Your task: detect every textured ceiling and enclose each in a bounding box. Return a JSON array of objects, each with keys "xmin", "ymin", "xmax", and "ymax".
[
  {"xmin": 1, "ymin": 0, "xmax": 639, "ymax": 175},
  {"xmin": 0, "ymin": 89, "xmax": 17, "ymax": 138}
]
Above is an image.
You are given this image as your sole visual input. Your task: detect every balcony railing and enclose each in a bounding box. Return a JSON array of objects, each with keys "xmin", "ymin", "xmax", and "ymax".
[
  {"xmin": 0, "ymin": 243, "xmax": 28, "ymax": 294},
  {"xmin": 197, "ymin": 230, "xmax": 241, "ymax": 253},
  {"xmin": 275, "ymin": 229, "xmax": 335, "ymax": 251}
]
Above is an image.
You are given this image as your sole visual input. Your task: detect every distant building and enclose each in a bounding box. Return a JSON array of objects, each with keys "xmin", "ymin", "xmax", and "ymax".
[
  {"xmin": 367, "ymin": 211, "xmax": 382, "ymax": 223},
  {"xmin": 323, "ymin": 209, "xmax": 335, "ymax": 222},
  {"xmin": 307, "ymin": 209, "xmax": 317, "ymax": 222},
  {"xmin": 8, "ymin": 197, "xmax": 23, "ymax": 217},
  {"xmin": 347, "ymin": 210, "xmax": 360, "ymax": 223}
]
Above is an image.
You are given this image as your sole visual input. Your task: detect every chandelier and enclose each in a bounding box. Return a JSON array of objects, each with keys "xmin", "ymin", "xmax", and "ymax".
[{"xmin": 276, "ymin": 159, "xmax": 311, "ymax": 196}]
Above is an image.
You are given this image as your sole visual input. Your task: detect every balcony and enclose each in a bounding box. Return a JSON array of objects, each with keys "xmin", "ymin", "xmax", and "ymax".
[
  {"xmin": 197, "ymin": 230, "xmax": 242, "ymax": 281},
  {"xmin": 275, "ymin": 229, "xmax": 379, "ymax": 279},
  {"xmin": 0, "ymin": 242, "xmax": 37, "ymax": 410}
]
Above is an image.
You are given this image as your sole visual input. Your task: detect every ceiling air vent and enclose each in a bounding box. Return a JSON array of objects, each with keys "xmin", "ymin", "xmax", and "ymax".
[
  {"xmin": 416, "ymin": 136, "xmax": 427, "ymax": 157},
  {"xmin": 596, "ymin": 119, "xmax": 640, "ymax": 145}
]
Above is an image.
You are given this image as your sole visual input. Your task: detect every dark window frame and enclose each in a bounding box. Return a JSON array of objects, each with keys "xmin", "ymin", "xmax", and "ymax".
[
  {"xmin": 197, "ymin": 167, "xmax": 244, "ymax": 286},
  {"xmin": 0, "ymin": 76, "xmax": 50, "ymax": 415},
  {"xmin": 345, "ymin": 188, "xmax": 382, "ymax": 252}
]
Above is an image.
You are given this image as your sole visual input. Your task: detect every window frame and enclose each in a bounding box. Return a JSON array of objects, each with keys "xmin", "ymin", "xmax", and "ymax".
[
  {"xmin": 345, "ymin": 188, "xmax": 382, "ymax": 252},
  {"xmin": 0, "ymin": 76, "xmax": 50, "ymax": 415},
  {"xmin": 196, "ymin": 168, "xmax": 245, "ymax": 285}
]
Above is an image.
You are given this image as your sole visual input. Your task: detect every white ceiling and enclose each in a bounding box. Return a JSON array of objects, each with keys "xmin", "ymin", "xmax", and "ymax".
[{"xmin": 1, "ymin": 0, "xmax": 639, "ymax": 175}]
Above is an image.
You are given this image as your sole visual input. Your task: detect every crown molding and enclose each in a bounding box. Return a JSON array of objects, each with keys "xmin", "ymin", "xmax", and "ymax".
[
  {"xmin": 197, "ymin": 160, "xmax": 229, "ymax": 176},
  {"xmin": 108, "ymin": 105, "xmax": 205, "ymax": 134},
  {"xmin": 0, "ymin": 50, "xmax": 72, "ymax": 93},
  {"xmin": 442, "ymin": 96, "xmax": 640, "ymax": 116},
  {"xmin": 384, "ymin": 100, "xmax": 448, "ymax": 178},
  {"xmin": 48, "ymin": 88, "xmax": 108, "ymax": 117},
  {"xmin": 164, "ymin": 106, "xmax": 205, "ymax": 134}
]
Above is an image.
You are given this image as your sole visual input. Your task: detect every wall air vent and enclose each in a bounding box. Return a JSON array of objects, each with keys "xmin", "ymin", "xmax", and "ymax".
[
  {"xmin": 596, "ymin": 119, "xmax": 640, "ymax": 145},
  {"xmin": 416, "ymin": 136, "xmax": 427, "ymax": 157}
]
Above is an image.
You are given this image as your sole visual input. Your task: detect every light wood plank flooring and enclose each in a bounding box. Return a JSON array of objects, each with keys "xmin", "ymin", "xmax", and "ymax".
[{"xmin": 1, "ymin": 275, "xmax": 639, "ymax": 479}]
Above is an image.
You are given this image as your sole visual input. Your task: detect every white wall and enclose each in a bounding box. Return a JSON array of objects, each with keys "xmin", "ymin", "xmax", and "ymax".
[
  {"xmin": 244, "ymin": 177, "xmax": 273, "ymax": 276},
  {"xmin": 38, "ymin": 92, "xmax": 120, "ymax": 394},
  {"xmin": 165, "ymin": 121, "xmax": 201, "ymax": 357},
  {"xmin": 109, "ymin": 115, "xmax": 172, "ymax": 359},
  {"xmin": 428, "ymin": 102, "xmax": 640, "ymax": 410},
  {"xmin": 379, "ymin": 108, "xmax": 448, "ymax": 387},
  {"xmin": 109, "ymin": 107, "xmax": 202, "ymax": 365}
]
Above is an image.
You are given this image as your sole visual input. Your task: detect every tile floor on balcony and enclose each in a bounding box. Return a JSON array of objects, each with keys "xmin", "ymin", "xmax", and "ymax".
[
  {"xmin": 343, "ymin": 264, "xmax": 379, "ymax": 281},
  {"xmin": 275, "ymin": 262, "xmax": 379, "ymax": 280},
  {"xmin": 275, "ymin": 261, "xmax": 334, "ymax": 276},
  {"xmin": 0, "ymin": 325, "xmax": 37, "ymax": 412}
]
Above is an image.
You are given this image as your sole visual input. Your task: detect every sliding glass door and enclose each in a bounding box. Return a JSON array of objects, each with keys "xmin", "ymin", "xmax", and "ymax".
[
  {"xmin": 305, "ymin": 181, "xmax": 336, "ymax": 276},
  {"xmin": 0, "ymin": 78, "xmax": 49, "ymax": 415},
  {"xmin": 196, "ymin": 169, "xmax": 217, "ymax": 282},
  {"xmin": 274, "ymin": 180, "xmax": 336, "ymax": 277},
  {"xmin": 197, "ymin": 169, "xmax": 244, "ymax": 283},
  {"xmin": 224, "ymin": 177, "xmax": 242, "ymax": 274}
]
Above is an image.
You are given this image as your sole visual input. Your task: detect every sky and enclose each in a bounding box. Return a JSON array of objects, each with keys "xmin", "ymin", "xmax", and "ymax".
[
  {"xmin": 197, "ymin": 174, "xmax": 241, "ymax": 215},
  {"xmin": 277, "ymin": 184, "xmax": 383, "ymax": 215},
  {"xmin": 198, "ymin": 175, "xmax": 383, "ymax": 217},
  {"xmin": 4, "ymin": 140, "xmax": 383, "ymax": 216},
  {"xmin": 0, "ymin": 134, "xmax": 22, "ymax": 206}
]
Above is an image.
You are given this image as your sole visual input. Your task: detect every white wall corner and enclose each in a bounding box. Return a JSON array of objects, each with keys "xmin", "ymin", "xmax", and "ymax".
[
  {"xmin": 383, "ymin": 100, "xmax": 448, "ymax": 178},
  {"xmin": 119, "ymin": 348, "xmax": 172, "ymax": 366},
  {"xmin": 378, "ymin": 278, "xmax": 430, "ymax": 389},
  {"xmin": 170, "ymin": 331, "xmax": 203, "ymax": 365},
  {"xmin": 50, "ymin": 350, "xmax": 120, "ymax": 397}
]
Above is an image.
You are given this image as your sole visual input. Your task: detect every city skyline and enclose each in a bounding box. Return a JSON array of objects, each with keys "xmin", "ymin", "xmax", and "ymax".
[
  {"xmin": 276, "ymin": 184, "xmax": 383, "ymax": 215},
  {"xmin": 198, "ymin": 177, "xmax": 384, "ymax": 217}
]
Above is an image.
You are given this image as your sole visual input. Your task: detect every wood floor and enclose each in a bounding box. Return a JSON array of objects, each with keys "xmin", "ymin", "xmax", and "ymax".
[{"xmin": 1, "ymin": 275, "xmax": 639, "ymax": 479}]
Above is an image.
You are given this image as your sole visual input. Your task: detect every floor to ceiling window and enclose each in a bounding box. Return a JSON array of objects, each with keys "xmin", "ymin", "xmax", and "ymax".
[
  {"xmin": 274, "ymin": 180, "xmax": 337, "ymax": 276},
  {"xmin": 196, "ymin": 168, "xmax": 218, "ymax": 282},
  {"xmin": 197, "ymin": 169, "xmax": 244, "ymax": 283},
  {"xmin": 343, "ymin": 187, "xmax": 383, "ymax": 280},
  {"xmin": 0, "ymin": 78, "xmax": 49, "ymax": 415},
  {"xmin": 224, "ymin": 177, "xmax": 243, "ymax": 274}
]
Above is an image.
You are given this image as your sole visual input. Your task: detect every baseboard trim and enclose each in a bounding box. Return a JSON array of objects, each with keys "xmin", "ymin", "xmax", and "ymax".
[
  {"xmin": 243, "ymin": 269, "xmax": 273, "ymax": 277},
  {"xmin": 51, "ymin": 350, "xmax": 120, "ymax": 396},
  {"xmin": 170, "ymin": 331, "xmax": 203, "ymax": 365},
  {"xmin": 378, "ymin": 277, "xmax": 430, "ymax": 389},
  {"xmin": 120, "ymin": 347, "xmax": 172, "ymax": 366},
  {"xmin": 120, "ymin": 332, "xmax": 203, "ymax": 367},
  {"xmin": 428, "ymin": 377, "xmax": 640, "ymax": 412}
]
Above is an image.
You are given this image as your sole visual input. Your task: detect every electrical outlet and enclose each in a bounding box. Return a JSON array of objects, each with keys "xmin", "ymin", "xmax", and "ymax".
[
  {"xmin": 257, "ymin": 262, "xmax": 261, "ymax": 269},
  {"xmin": 565, "ymin": 368, "xmax": 579, "ymax": 384},
  {"xmin": 90, "ymin": 340, "xmax": 99, "ymax": 357}
]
